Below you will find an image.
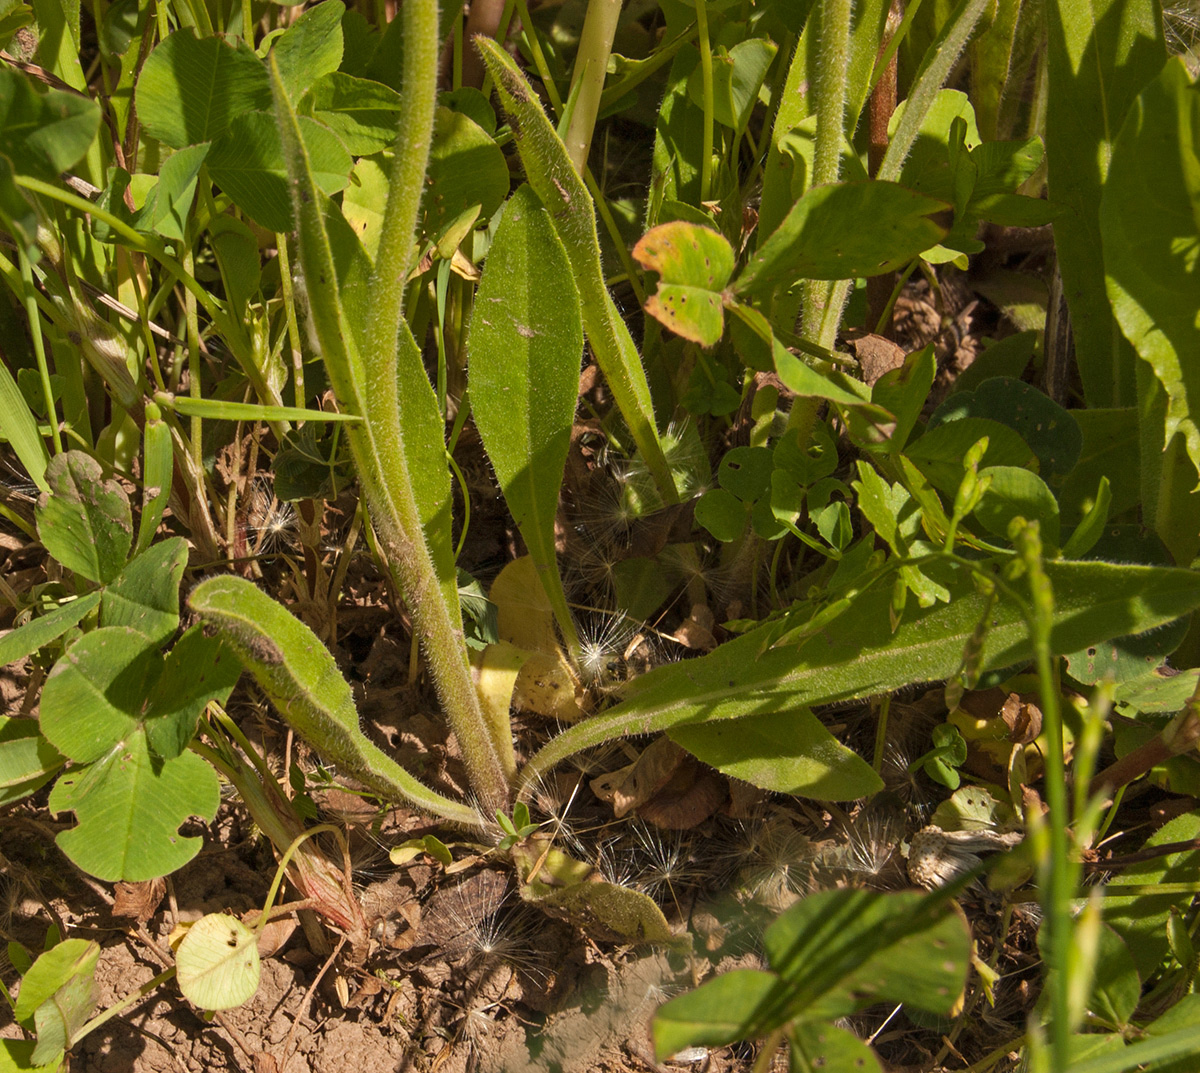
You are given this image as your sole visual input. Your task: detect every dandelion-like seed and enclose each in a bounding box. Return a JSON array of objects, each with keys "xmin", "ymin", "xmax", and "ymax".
[
  {"xmin": 245, "ymin": 478, "xmax": 297, "ymax": 555},
  {"xmin": 833, "ymin": 806, "xmax": 905, "ymax": 886},
  {"xmin": 626, "ymin": 823, "xmax": 705, "ymax": 914},
  {"xmin": 576, "ymin": 611, "xmax": 637, "ymax": 687},
  {"xmin": 723, "ymin": 816, "xmax": 817, "ymax": 908}
]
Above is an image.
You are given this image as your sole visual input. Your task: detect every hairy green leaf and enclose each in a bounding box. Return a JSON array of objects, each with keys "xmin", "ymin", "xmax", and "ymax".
[
  {"xmin": 470, "ymin": 185, "xmax": 582, "ymax": 654},
  {"xmin": 188, "ymin": 576, "xmax": 480, "ymax": 826},
  {"xmin": 522, "ymin": 560, "xmax": 1200, "ymax": 783}
]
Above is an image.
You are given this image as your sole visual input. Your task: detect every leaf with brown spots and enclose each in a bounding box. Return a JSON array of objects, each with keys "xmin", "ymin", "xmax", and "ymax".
[{"xmin": 633, "ymin": 222, "xmax": 735, "ymax": 347}]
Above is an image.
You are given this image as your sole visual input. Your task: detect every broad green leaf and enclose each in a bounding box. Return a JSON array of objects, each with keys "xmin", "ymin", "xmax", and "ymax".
[
  {"xmin": 685, "ymin": 37, "xmax": 778, "ymax": 134},
  {"xmin": 1064, "ymin": 526, "xmax": 1189, "ymax": 684},
  {"xmin": 906, "ymin": 417, "xmax": 1035, "ymax": 495},
  {"xmin": 0, "ymin": 1038, "xmax": 59, "ymax": 1072},
  {"xmin": 0, "ymin": 591, "xmax": 100, "ymax": 666},
  {"xmin": 136, "ymin": 30, "xmax": 272, "ymax": 149},
  {"xmin": 305, "ymin": 71, "xmax": 402, "ymax": 155},
  {"xmin": 1102, "ymin": 61, "xmax": 1200, "ymax": 484},
  {"xmin": 734, "ymin": 181, "xmax": 949, "ymax": 291},
  {"xmin": 892, "ymin": 89, "xmax": 981, "ymax": 204},
  {"xmin": 40, "ymin": 627, "xmax": 160, "ymax": 762},
  {"xmin": 1046, "ymin": 0, "xmax": 1165, "ymax": 407},
  {"xmin": 931, "ymin": 377, "xmax": 1082, "ymax": 484},
  {"xmin": 522, "ymin": 560, "xmax": 1200, "ymax": 779},
  {"xmin": 100, "ymin": 536, "xmax": 187, "ymax": 648},
  {"xmin": 143, "ymin": 627, "xmax": 240, "ymax": 759},
  {"xmin": 341, "ymin": 153, "xmax": 388, "ymax": 259},
  {"xmin": 695, "ymin": 488, "xmax": 746, "ymax": 542},
  {"xmin": 1087, "ymin": 924, "xmax": 1141, "ymax": 1029},
  {"xmin": 208, "ymin": 217, "xmax": 261, "ymax": 316},
  {"xmin": 1105, "ymin": 810, "xmax": 1200, "ymax": 979},
  {"xmin": 13, "ymin": 939, "xmax": 98, "ymax": 1026},
  {"xmin": 763, "ymin": 889, "xmax": 969, "ymax": 1020},
  {"xmin": 1059, "ymin": 409, "xmax": 1140, "ymax": 526},
  {"xmin": 476, "ymin": 36, "xmax": 676, "ymax": 503},
  {"xmin": 188, "ymin": 577, "xmax": 479, "ymax": 825},
  {"xmin": 972, "ymin": 466, "xmax": 1060, "ymax": 547},
  {"xmin": 788, "ymin": 1023, "xmax": 883, "ymax": 1072},
  {"xmin": 719, "ymin": 446, "xmax": 773, "ymax": 502},
  {"xmin": 270, "ymin": 0, "xmax": 343, "ymax": 102},
  {"xmin": 1139, "ymin": 994, "xmax": 1200, "ymax": 1073},
  {"xmin": 633, "ymin": 222, "xmax": 735, "ymax": 346},
  {"xmin": 668, "ymin": 707, "xmax": 883, "ymax": 799},
  {"xmin": 176, "ymin": 913, "xmax": 261, "ymax": 1010},
  {"xmin": 0, "ymin": 66, "xmax": 100, "ymax": 180},
  {"xmin": 207, "ymin": 112, "xmax": 352, "ymax": 233},
  {"xmin": 35, "ymin": 452, "xmax": 132, "ymax": 585},
  {"xmin": 651, "ymin": 45, "xmax": 704, "ymax": 211},
  {"xmin": 871, "ymin": 345, "xmax": 937, "ymax": 455},
  {"xmin": 132, "ymin": 142, "xmax": 208, "ymax": 242},
  {"xmin": 653, "ymin": 970, "xmax": 783, "ymax": 1057},
  {"xmin": 30, "ymin": 952, "xmax": 97, "ymax": 1067},
  {"xmin": 0, "ymin": 718, "xmax": 64, "ymax": 807},
  {"xmin": 48, "ymin": 730, "xmax": 218, "ymax": 880},
  {"xmin": 952, "ymin": 330, "xmax": 1038, "ymax": 395},
  {"xmin": 424, "ymin": 105, "xmax": 509, "ymax": 238},
  {"xmin": 470, "ymin": 185, "xmax": 583, "ymax": 654}
]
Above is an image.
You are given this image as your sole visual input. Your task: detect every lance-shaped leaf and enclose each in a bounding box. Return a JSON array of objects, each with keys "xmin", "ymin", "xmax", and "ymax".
[
  {"xmin": 522, "ymin": 559, "xmax": 1200, "ymax": 785},
  {"xmin": 1102, "ymin": 61, "xmax": 1200, "ymax": 487},
  {"xmin": 1046, "ymin": 0, "xmax": 1165, "ymax": 407},
  {"xmin": 475, "ymin": 35, "xmax": 677, "ymax": 504},
  {"xmin": 188, "ymin": 576, "xmax": 481, "ymax": 826},
  {"xmin": 471, "ymin": 185, "xmax": 583, "ymax": 655},
  {"xmin": 633, "ymin": 222, "xmax": 735, "ymax": 346}
]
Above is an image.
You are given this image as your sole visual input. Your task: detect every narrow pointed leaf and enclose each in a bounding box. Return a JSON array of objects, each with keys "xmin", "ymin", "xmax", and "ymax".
[
  {"xmin": 475, "ymin": 36, "xmax": 676, "ymax": 503},
  {"xmin": 471, "ymin": 185, "xmax": 583, "ymax": 652},
  {"xmin": 524, "ymin": 560, "xmax": 1200, "ymax": 782}
]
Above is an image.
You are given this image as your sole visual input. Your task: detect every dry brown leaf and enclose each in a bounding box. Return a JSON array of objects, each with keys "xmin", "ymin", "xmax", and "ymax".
[
  {"xmin": 1000, "ymin": 692, "xmax": 1043, "ymax": 745},
  {"xmin": 112, "ymin": 877, "xmax": 166, "ymax": 922}
]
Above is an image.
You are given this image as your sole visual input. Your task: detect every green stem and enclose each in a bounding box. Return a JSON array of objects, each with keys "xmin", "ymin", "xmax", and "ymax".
[
  {"xmin": 819, "ymin": 0, "xmax": 991, "ymax": 349},
  {"xmin": 563, "ymin": 0, "xmax": 622, "ymax": 175},
  {"xmin": 71, "ymin": 968, "xmax": 177, "ymax": 1045},
  {"xmin": 270, "ymin": 24, "xmax": 509, "ymax": 810},
  {"xmin": 17, "ymin": 245, "xmax": 62, "ymax": 455},
  {"xmin": 694, "ymin": 0, "xmax": 714, "ymax": 202},
  {"xmin": 1015, "ymin": 522, "xmax": 1071, "ymax": 1071},
  {"xmin": 804, "ymin": 0, "xmax": 853, "ymax": 346},
  {"xmin": 276, "ymin": 236, "xmax": 306, "ymax": 410}
]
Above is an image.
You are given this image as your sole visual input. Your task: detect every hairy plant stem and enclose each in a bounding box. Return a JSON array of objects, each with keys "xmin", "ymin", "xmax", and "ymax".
[
  {"xmin": 694, "ymin": 0, "xmax": 714, "ymax": 202},
  {"xmin": 564, "ymin": 0, "xmax": 621, "ymax": 175},
  {"xmin": 271, "ymin": 5, "xmax": 509, "ymax": 812},
  {"xmin": 817, "ymin": 0, "xmax": 991, "ymax": 349},
  {"xmin": 802, "ymin": 0, "xmax": 852, "ymax": 345}
]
